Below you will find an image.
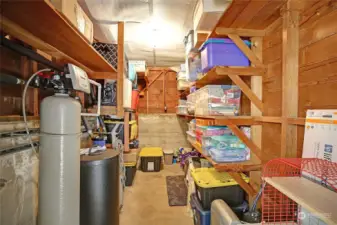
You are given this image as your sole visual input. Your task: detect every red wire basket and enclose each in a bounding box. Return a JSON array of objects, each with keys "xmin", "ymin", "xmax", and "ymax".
[{"xmin": 261, "ymin": 158, "xmax": 337, "ymax": 225}]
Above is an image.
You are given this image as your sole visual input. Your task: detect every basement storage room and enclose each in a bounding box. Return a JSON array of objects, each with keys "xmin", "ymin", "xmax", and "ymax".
[{"xmin": 1, "ymin": 0, "xmax": 337, "ymax": 225}]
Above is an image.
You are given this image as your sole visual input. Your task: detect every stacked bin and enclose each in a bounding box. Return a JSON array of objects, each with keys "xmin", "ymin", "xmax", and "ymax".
[
  {"xmin": 195, "ymin": 126, "xmax": 232, "ymax": 156},
  {"xmin": 191, "ymin": 168, "xmax": 248, "ymax": 210},
  {"xmin": 187, "ymin": 92, "xmax": 197, "ymax": 115},
  {"xmin": 195, "ymin": 85, "xmax": 242, "ymax": 116},
  {"xmin": 139, "ymin": 147, "xmax": 163, "ymax": 172}
]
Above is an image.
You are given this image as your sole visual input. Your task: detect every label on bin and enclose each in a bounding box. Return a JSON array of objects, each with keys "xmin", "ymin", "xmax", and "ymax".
[{"xmin": 147, "ymin": 162, "xmax": 154, "ymax": 171}]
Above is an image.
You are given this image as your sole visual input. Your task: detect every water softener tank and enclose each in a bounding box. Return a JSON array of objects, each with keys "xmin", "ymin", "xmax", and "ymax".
[
  {"xmin": 39, "ymin": 93, "xmax": 81, "ymax": 225},
  {"xmin": 80, "ymin": 149, "xmax": 120, "ymax": 225}
]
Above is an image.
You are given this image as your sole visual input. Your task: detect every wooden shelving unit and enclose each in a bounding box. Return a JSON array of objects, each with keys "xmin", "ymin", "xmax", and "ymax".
[
  {"xmin": 190, "ymin": 141, "xmax": 261, "ymax": 172},
  {"xmin": 177, "ymin": 114, "xmax": 257, "ymax": 126},
  {"xmin": 0, "ymin": 0, "xmax": 117, "ymax": 78},
  {"xmin": 0, "ymin": 0, "xmax": 126, "ymax": 117}
]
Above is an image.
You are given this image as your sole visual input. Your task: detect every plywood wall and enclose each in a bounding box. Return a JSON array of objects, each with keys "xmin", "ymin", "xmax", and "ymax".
[
  {"xmin": 297, "ymin": 2, "xmax": 337, "ymax": 156},
  {"xmin": 262, "ymin": 22, "xmax": 283, "ymax": 163},
  {"xmin": 138, "ymin": 114, "xmax": 190, "ymax": 151},
  {"xmin": 138, "ymin": 68, "xmax": 178, "ymax": 114},
  {"xmin": 262, "ymin": 1, "xmax": 337, "ymax": 161}
]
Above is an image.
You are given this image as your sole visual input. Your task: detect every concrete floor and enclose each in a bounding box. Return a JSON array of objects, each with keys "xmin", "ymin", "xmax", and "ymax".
[{"xmin": 120, "ymin": 165, "xmax": 194, "ymax": 225}]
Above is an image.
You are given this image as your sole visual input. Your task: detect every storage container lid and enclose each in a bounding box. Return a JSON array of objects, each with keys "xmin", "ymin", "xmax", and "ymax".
[
  {"xmin": 163, "ymin": 149, "xmax": 174, "ymax": 154},
  {"xmin": 186, "ymin": 131, "xmax": 196, "ymax": 137},
  {"xmin": 124, "ymin": 162, "xmax": 137, "ymax": 167},
  {"xmin": 81, "ymin": 149, "xmax": 119, "ymax": 163},
  {"xmin": 200, "ymin": 38, "xmax": 251, "ymax": 51},
  {"xmin": 139, "ymin": 147, "xmax": 163, "ymax": 157},
  {"xmin": 191, "ymin": 168, "xmax": 249, "ymax": 188},
  {"xmin": 129, "ymin": 120, "xmax": 137, "ymax": 125}
]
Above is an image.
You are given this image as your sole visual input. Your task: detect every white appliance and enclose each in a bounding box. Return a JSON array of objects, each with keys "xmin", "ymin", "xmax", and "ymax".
[
  {"xmin": 301, "ymin": 109, "xmax": 337, "ymax": 225},
  {"xmin": 302, "ymin": 109, "xmax": 337, "ymax": 162}
]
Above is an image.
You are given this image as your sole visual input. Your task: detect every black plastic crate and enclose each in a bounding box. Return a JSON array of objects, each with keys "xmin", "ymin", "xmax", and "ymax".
[
  {"xmin": 140, "ymin": 157, "xmax": 161, "ymax": 172},
  {"xmin": 195, "ymin": 184, "xmax": 245, "ymax": 210},
  {"xmin": 125, "ymin": 163, "xmax": 136, "ymax": 186}
]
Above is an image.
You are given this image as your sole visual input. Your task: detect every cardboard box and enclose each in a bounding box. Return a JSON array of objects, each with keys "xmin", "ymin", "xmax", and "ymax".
[
  {"xmin": 50, "ymin": 0, "xmax": 93, "ymax": 43},
  {"xmin": 302, "ymin": 109, "xmax": 337, "ymax": 162},
  {"xmin": 193, "ymin": 0, "xmax": 231, "ymax": 32},
  {"xmin": 129, "ymin": 60, "xmax": 146, "ymax": 72},
  {"xmin": 123, "ymin": 148, "xmax": 140, "ymax": 163}
]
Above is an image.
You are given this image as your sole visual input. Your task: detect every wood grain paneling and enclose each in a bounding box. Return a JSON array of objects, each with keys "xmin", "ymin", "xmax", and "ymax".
[
  {"xmin": 262, "ymin": 25, "xmax": 283, "ymax": 162},
  {"xmin": 138, "ymin": 68, "xmax": 178, "ymax": 114}
]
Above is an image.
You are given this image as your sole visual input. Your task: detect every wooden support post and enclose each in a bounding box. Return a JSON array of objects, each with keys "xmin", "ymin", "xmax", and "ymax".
[
  {"xmin": 117, "ymin": 22, "xmax": 124, "ymax": 117},
  {"xmin": 227, "ymin": 124, "xmax": 262, "ymax": 161},
  {"xmin": 249, "ymin": 37, "xmax": 263, "ymax": 206},
  {"xmin": 124, "ymin": 111, "xmax": 130, "ymax": 152},
  {"xmin": 228, "ymin": 74, "xmax": 263, "ymax": 112},
  {"xmin": 228, "ymin": 172, "xmax": 257, "ymax": 197},
  {"xmin": 281, "ymin": 0, "xmax": 300, "ymax": 157},
  {"xmin": 227, "ymin": 34, "xmax": 264, "ymax": 68},
  {"xmin": 31, "ymin": 60, "xmax": 39, "ymax": 116}
]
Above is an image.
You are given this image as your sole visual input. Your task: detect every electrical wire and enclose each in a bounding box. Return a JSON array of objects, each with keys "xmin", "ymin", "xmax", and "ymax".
[{"xmin": 22, "ymin": 68, "xmax": 51, "ymax": 156}]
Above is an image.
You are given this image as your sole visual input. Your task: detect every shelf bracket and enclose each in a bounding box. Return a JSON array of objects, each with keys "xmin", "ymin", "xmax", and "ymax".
[
  {"xmin": 228, "ymin": 172, "xmax": 257, "ymax": 197},
  {"xmin": 228, "ymin": 74, "xmax": 263, "ymax": 112},
  {"xmin": 227, "ymin": 124, "xmax": 262, "ymax": 161},
  {"xmin": 228, "ymin": 34, "xmax": 264, "ymax": 68}
]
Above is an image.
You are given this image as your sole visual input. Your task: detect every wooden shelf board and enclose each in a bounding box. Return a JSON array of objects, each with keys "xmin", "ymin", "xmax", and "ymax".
[
  {"xmin": 189, "ymin": 141, "xmax": 261, "ymax": 172},
  {"xmin": 1, "ymin": 0, "xmax": 116, "ymax": 73},
  {"xmin": 265, "ymin": 177, "xmax": 337, "ymax": 225},
  {"xmin": 195, "ymin": 66, "xmax": 264, "ymax": 89},
  {"xmin": 177, "ymin": 114, "xmax": 257, "ymax": 126},
  {"xmin": 87, "ymin": 106, "xmax": 117, "ymax": 115}
]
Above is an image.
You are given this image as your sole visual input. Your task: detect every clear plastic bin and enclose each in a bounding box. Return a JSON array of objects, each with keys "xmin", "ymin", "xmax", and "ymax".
[
  {"xmin": 209, "ymin": 148, "xmax": 249, "ymax": 163},
  {"xmin": 177, "ymin": 78, "xmax": 191, "ymax": 91},
  {"xmin": 195, "ymin": 125, "xmax": 231, "ymax": 137},
  {"xmin": 187, "ymin": 131, "xmax": 197, "ymax": 145},
  {"xmin": 195, "ymin": 85, "xmax": 241, "ymax": 116},
  {"xmin": 208, "ymin": 135, "xmax": 250, "ymax": 162},
  {"xmin": 187, "ymin": 92, "xmax": 197, "ymax": 115},
  {"xmin": 189, "ymin": 119, "xmax": 196, "ymax": 132},
  {"xmin": 176, "ymin": 106, "xmax": 188, "ymax": 115}
]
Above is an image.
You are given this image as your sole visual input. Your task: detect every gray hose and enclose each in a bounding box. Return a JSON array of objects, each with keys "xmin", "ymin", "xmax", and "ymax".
[{"xmin": 22, "ymin": 68, "xmax": 51, "ymax": 155}]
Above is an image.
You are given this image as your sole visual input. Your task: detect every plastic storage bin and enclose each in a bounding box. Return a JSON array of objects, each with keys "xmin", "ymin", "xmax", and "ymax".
[
  {"xmin": 208, "ymin": 135, "xmax": 250, "ymax": 162},
  {"xmin": 187, "ymin": 53, "xmax": 203, "ymax": 82},
  {"xmin": 129, "ymin": 120, "xmax": 138, "ymax": 140},
  {"xmin": 187, "ymin": 92, "xmax": 197, "ymax": 115},
  {"xmin": 189, "ymin": 120, "xmax": 196, "ymax": 132},
  {"xmin": 163, "ymin": 149, "xmax": 174, "ymax": 165},
  {"xmin": 139, "ymin": 147, "xmax": 163, "ymax": 172},
  {"xmin": 187, "ymin": 131, "xmax": 197, "ymax": 145},
  {"xmin": 177, "ymin": 106, "xmax": 188, "ymax": 115},
  {"xmin": 123, "ymin": 77, "xmax": 132, "ymax": 109},
  {"xmin": 195, "ymin": 85, "xmax": 241, "ymax": 116},
  {"xmin": 177, "ymin": 78, "xmax": 191, "ymax": 91},
  {"xmin": 190, "ymin": 193, "xmax": 210, "ymax": 225},
  {"xmin": 200, "ymin": 38, "xmax": 250, "ymax": 73},
  {"xmin": 131, "ymin": 90, "xmax": 140, "ymax": 110},
  {"xmin": 125, "ymin": 162, "xmax": 136, "ymax": 186},
  {"xmin": 184, "ymin": 30, "xmax": 194, "ymax": 55},
  {"xmin": 196, "ymin": 126, "xmax": 231, "ymax": 137},
  {"xmin": 191, "ymin": 168, "xmax": 248, "ymax": 210}
]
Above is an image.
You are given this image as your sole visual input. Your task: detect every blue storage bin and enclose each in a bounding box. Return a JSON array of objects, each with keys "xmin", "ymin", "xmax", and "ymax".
[
  {"xmin": 190, "ymin": 193, "xmax": 210, "ymax": 225},
  {"xmin": 200, "ymin": 38, "xmax": 250, "ymax": 73}
]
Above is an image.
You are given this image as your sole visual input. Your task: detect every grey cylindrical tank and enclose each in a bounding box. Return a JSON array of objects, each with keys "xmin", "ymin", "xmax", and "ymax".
[
  {"xmin": 80, "ymin": 149, "xmax": 120, "ymax": 225},
  {"xmin": 39, "ymin": 93, "xmax": 81, "ymax": 225}
]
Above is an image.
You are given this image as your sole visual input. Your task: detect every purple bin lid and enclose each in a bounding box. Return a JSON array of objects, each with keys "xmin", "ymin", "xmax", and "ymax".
[{"xmin": 199, "ymin": 38, "xmax": 251, "ymax": 51}]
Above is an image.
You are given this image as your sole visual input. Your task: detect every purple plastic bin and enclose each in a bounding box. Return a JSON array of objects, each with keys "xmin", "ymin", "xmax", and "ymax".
[{"xmin": 200, "ymin": 38, "xmax": 250, "ymax": 73}]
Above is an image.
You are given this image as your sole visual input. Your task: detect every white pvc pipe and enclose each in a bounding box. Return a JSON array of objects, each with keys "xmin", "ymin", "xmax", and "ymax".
[{"xmin": 81, "ymin": 79, "xmax": 101, "ymax": 117}]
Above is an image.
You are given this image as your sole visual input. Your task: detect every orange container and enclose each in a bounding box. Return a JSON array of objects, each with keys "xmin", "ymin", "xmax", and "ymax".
[{"xmin": 131, "ymin": 89, "xmax": 140, "ymax": 110}]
